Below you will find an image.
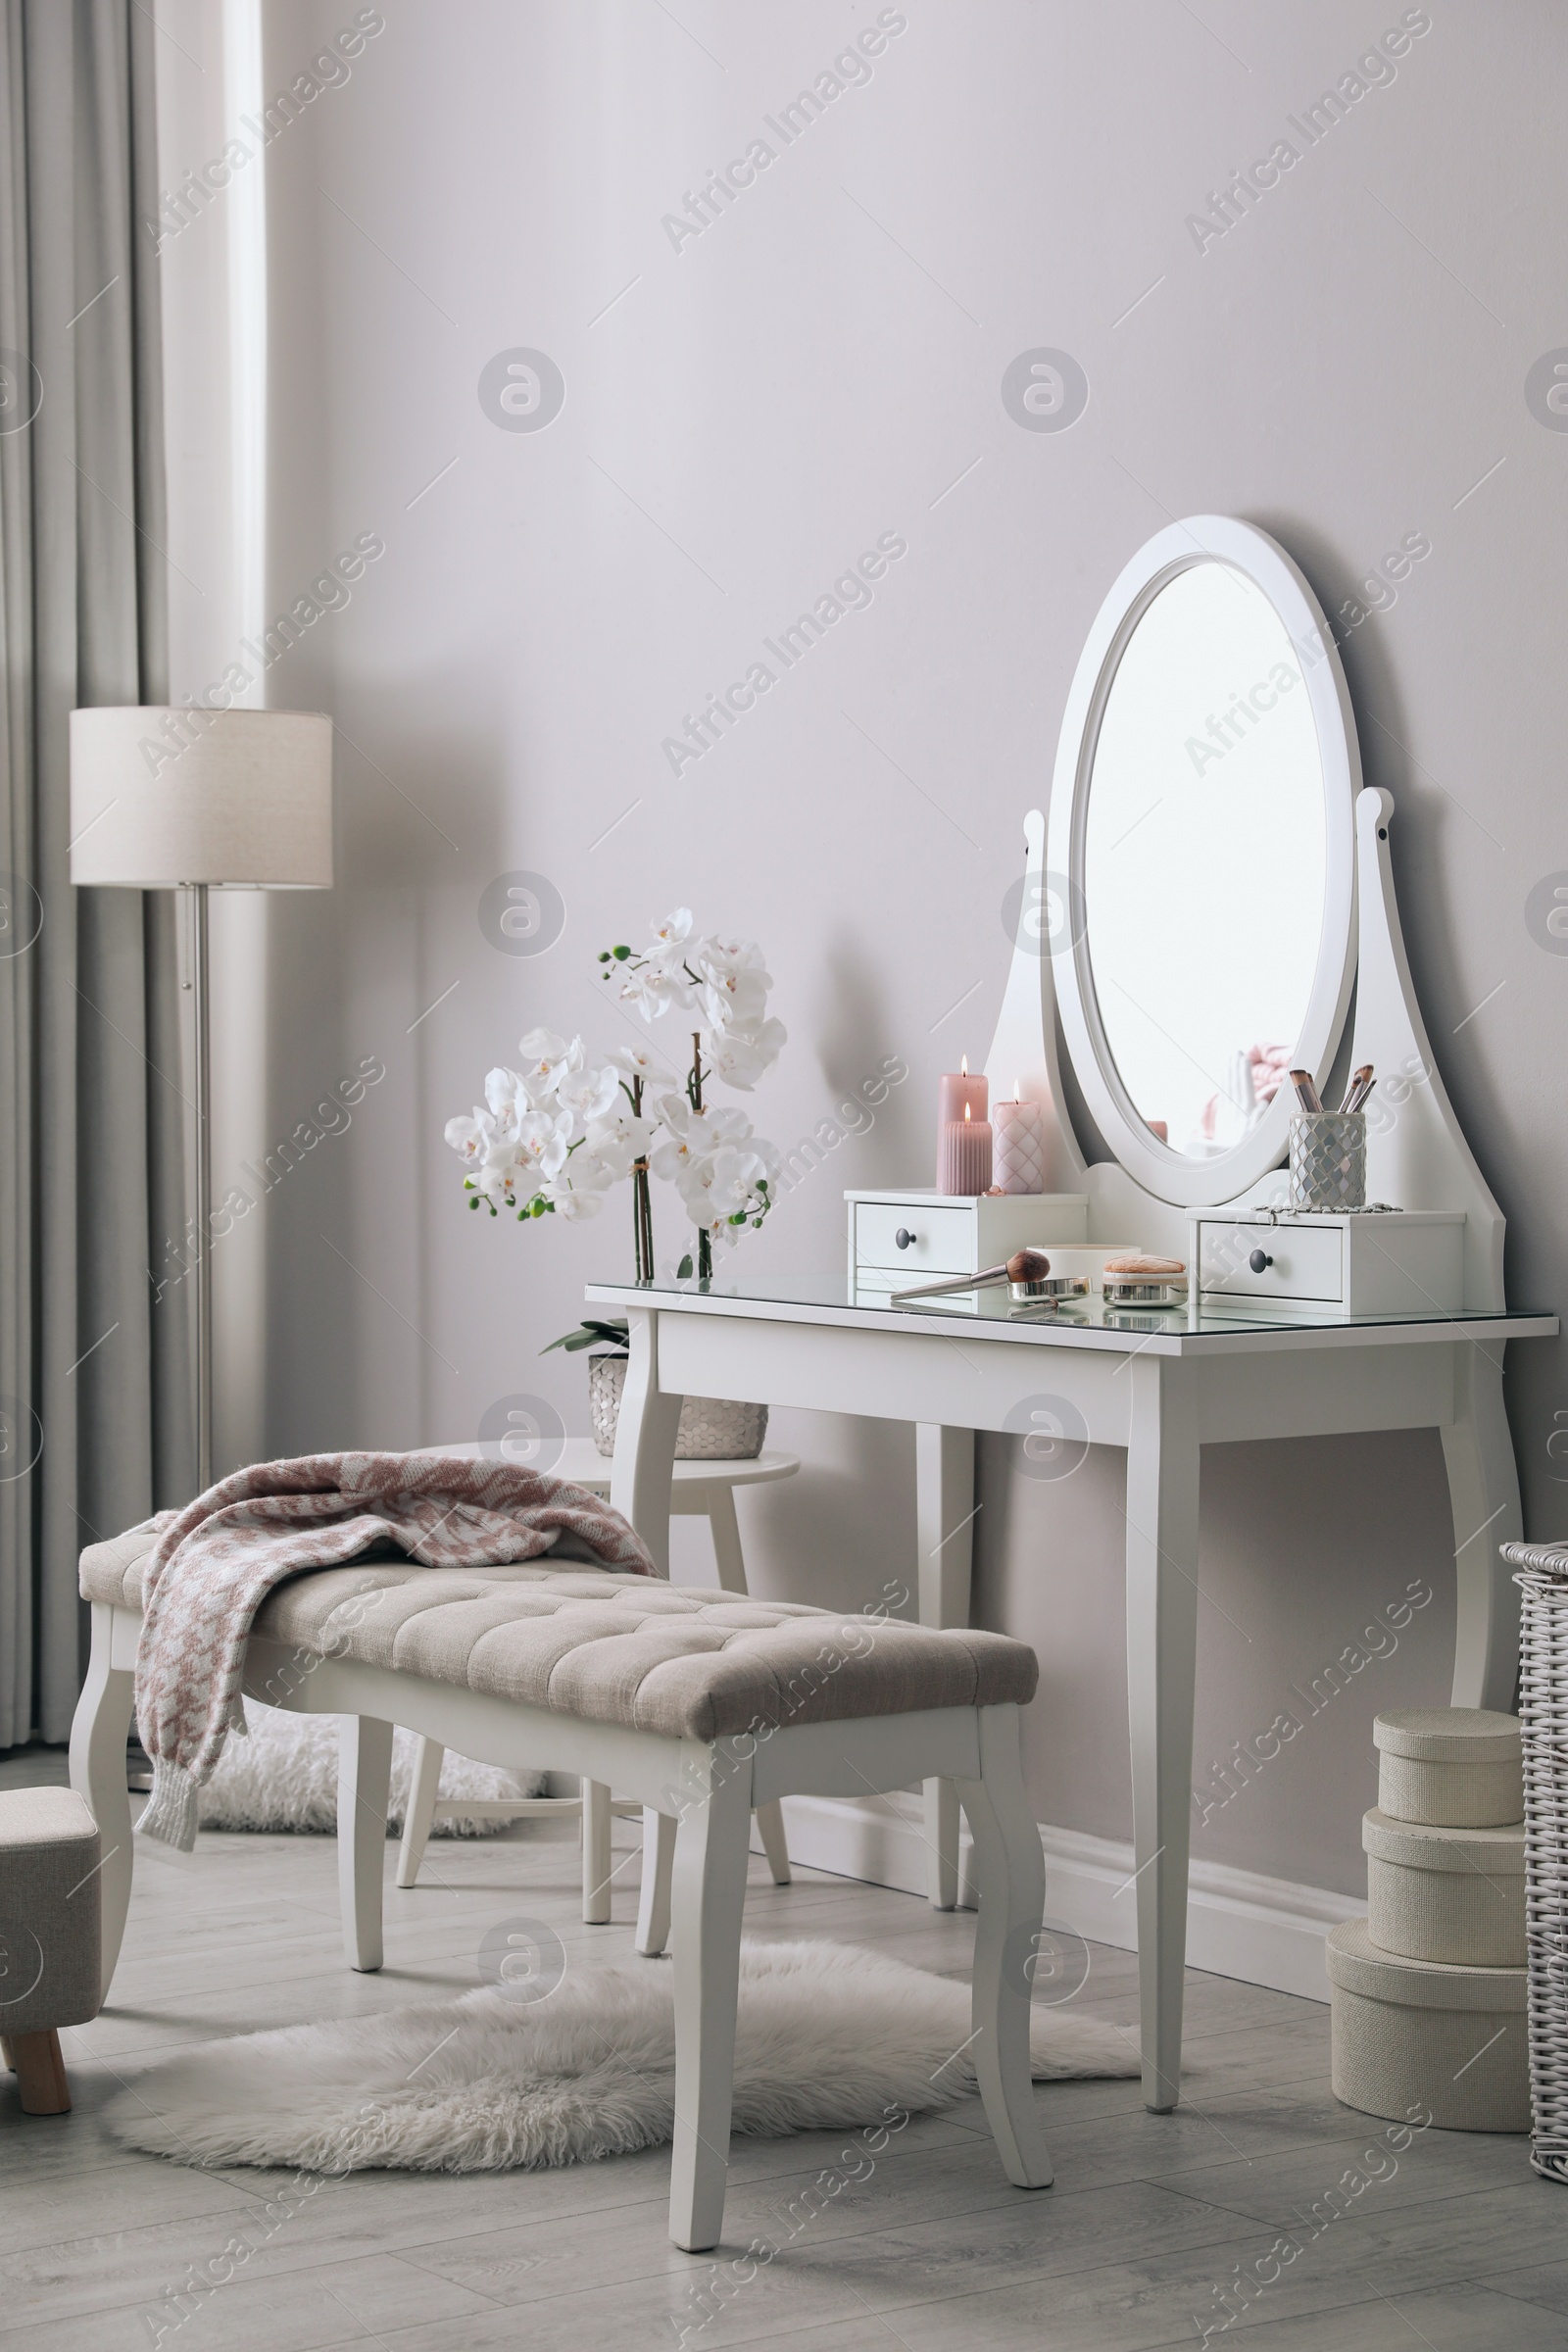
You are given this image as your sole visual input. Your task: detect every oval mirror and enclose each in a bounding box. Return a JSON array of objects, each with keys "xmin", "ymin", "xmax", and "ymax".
[{"xmin": 1048, "ymin": 518, "xmax": 1359, "ymax": 1207}]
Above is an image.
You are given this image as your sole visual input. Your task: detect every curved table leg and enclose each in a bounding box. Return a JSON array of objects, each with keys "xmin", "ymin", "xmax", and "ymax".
[
  {"xmin": 668, "ymin": 1741, "xmax": 754, "ymax": 2253},
  {"xmin": 69, "ymin": 1603, "xmax": 135, "ymax": 2004},
  {"xmin": 1125, "ymin": 1356, "xmax": 1200, "ymax": 2114},
  {"xmin": 609, "ymin": 1308, "xmax": 682, "ymax": 1579},
  {"xmin": 917, "ymin": 1424, "xmax": 976, "ymax": 1910},
  {"xmin": 1444, "ymin": 1339, "xmax": 1524, "ymax": 1710}
]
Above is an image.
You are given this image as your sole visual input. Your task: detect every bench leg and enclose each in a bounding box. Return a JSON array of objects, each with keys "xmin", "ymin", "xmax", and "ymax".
[
  {"xmin": 396, "ymin": 1738, "xmax": 444, "ymax": 1889},
  {"xmin": 668, "ymin": 1742, "xmax": 753, "ymax": 2252},
  {"xmin": 754, "ymin": 1801, "xmax": 791, "ymax": 1885},
  {"xmin": 637, "ymin": 1806, "xmax": 677, "ymax": 1956},
  {"xmin": 338, "ymin": 1716, "xmax": 394, "ymax": 1972},
  {"xmin": 582, "ymin": 1780, "xmax": 613, "ymax": 1925},
  {"xmin": 8, "ymin": 2030, "xmax": 70, "ymax": 2116},
  {"xmin": 956, "ymin": 1702, "xmax": 1052, "ymax": 2190},
  {"xmin": 68, "ymin": 1601, "xmax": 134, "ymax": 2004}
]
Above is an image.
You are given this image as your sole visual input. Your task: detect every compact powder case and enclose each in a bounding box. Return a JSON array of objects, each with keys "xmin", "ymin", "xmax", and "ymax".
[
  {"xmin": 1009, "ymin": 1273, "xmax": 1090, "ymax": 1305},
  {"xmin": 1101, "ymin": 1273, "xmax": 1189, "ymax": 1307}
]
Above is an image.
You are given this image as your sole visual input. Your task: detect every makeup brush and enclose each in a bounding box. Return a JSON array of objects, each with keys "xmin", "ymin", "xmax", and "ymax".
[
  {"xmin": 1290, "ymin": 1069, "xmax": 1323, "ymax": 1113},
  {"xmin": 1339, "ymin": 1064, "xmax": 1373, "ymax": 1114},
  {"xmin": 894, "ymin": 1249, "xmax": 1051, "ymax": 1303}
]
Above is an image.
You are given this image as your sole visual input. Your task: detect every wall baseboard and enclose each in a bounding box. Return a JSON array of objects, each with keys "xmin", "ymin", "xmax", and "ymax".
[{"xmin": 759, "ymin": 1791, "xmax": 1360, "ymax": 2004}]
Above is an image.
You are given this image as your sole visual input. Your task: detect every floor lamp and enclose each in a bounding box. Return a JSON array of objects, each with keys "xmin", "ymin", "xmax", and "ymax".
[{"xmin": 69, "ymin": 708, "xmax": 334, "ymax": 1494}]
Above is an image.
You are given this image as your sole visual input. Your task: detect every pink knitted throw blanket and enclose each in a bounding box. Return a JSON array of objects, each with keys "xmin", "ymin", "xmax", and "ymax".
[{"xmin": 132, "ymin": 1450, "xmax": 655, "ymax": 1851}]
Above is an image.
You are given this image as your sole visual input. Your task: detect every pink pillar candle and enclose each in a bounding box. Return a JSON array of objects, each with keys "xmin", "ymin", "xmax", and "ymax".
[
  {"xmin": 938, "ymin": 1066, "xmax": 988, "ymax": 1127},
  {"xmin": 938, "ymin": 1113, "xmax": 993, "ymax": 1197},
  {"xmin": 993, "ymin": 1099, "xmax": 1046, "ymax": 1194}
]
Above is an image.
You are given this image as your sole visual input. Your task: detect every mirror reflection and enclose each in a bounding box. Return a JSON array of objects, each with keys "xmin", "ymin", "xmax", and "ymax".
[{"xmin": 1082, "ymin": 561, "xmax": 1327, "ymax": 1157}]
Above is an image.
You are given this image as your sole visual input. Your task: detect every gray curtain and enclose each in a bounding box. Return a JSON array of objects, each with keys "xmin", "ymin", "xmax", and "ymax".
[{"xmin": 0, "ymin": 0, "xmax": 190, "ymax": 1746}]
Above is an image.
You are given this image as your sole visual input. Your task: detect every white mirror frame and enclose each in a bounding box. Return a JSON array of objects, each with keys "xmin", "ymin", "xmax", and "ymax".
[{"xmin": 1046, "ymin": 515, "xmax": 1360, "ymax": 1209}]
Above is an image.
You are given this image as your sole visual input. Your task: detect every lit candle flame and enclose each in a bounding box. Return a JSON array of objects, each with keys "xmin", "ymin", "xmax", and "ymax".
[
  {"xmin": 1013, "ymin": 1077, "xmax": 1022, "ymax": 1102},
  {"xmin": 963, "ymin": 1102, "xmax": 971, "ymax": 1122}
]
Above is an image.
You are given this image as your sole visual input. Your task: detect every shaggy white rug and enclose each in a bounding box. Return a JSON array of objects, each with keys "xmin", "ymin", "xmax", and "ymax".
[
  {"xmin": 195, "ymin": 1701, "xmax": 544, "ymax": 1836},
  {"xmin": 105, "ymin": 1939, "xmax": 1139, "ymax": 2175}
]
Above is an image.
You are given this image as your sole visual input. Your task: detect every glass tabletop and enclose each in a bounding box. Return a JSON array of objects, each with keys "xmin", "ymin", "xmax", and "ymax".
[{"xmin": 585, "ymin": 1269, "xmax": 1553, "ymax": 1343}]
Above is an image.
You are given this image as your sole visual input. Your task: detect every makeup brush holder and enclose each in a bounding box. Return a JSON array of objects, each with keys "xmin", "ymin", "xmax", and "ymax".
[{"xmin": 1289, "ymin": 1111, "xmax": 1366, "ymax": 1212}]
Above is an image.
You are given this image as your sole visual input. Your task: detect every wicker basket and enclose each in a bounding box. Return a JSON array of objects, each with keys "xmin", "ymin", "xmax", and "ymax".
[
  {"xmin": 588, "ymin": 1353, "xmax": 768, "ymax": 1461},
  {"xmin": 1501, "ymin": 1539, "xmax": 1568, "ymax": 2180}
]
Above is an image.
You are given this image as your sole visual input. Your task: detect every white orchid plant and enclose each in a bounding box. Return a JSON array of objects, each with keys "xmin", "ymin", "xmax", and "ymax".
[{"xmin": 444, "ymin": 908, "xmax": 785, "ymax": 1289}]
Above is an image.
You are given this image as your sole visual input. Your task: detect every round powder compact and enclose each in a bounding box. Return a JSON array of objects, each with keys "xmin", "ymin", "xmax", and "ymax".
[{"xmin": 1102, "ymin": 1251, "xmax": 1188, "ymax": 1307}]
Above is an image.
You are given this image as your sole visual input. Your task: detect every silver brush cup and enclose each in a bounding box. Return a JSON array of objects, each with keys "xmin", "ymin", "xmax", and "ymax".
[{"xmin": 1289, "ymin": 1111, "xmax": 1366, "ymax": 1211}]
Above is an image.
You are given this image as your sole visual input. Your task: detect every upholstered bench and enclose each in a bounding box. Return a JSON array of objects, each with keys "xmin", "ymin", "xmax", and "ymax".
[{"xmin": 72, "ymin": 1529, "xmax": 1047, "ymax": 2250}]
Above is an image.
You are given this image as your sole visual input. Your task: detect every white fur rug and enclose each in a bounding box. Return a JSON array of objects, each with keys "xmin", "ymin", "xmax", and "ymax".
[
  {"xmin": 195, "ymin": 1701, "xmax": 544, "ymax": 1836},
  {"xmin": 105, "ymin": 1939, "xmax": 1138, "ymax": 2175}
]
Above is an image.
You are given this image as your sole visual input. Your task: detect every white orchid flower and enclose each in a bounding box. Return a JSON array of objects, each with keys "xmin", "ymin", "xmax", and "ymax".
[
  {"xmin": 514, "ymin": 1104, "xmax": 572, "ymax": 1181},
  {"xmin": 555, "ymin": 1063, "xmax": 620, "ymax": 1126},
  {"xmin": 650, "ymin": 1095, "xmax": 752, "ymax": 1185},
  {"xmin": 547, "ymin": 1147, "xmax": 616, "ymax": 1219},
  {"xmin": 514, "ymin": 1028, "xmax": 585, "ymax": 1101},
  {"xmin": 703, "ymin": 1015, "xmax": 787, "ymax": 1091},
  {"xmin": 444, "ymin": 1109, "xmax": 493, "ymax": 1167},
  {"xmin": 651, "ymin": 908, "xmax": 694, "ymax": 954},
  {"xmin": 584, "ymin": 1112, "xmax": 657, "ymax": 1180},
  {"xmin": 619, "ymin": 960, "xmax": 694, "ymax": 1024},
  {"xmin": 482, "ymin": 1065, "xmax": 530, "ymax": 1132},
  {"xmin": 609, "ymin": 1043, "xmax": 677, "ymax": 1088}
]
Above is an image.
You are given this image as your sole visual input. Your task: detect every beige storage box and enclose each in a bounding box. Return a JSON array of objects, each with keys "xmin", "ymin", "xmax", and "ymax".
[
  {"xmin": 1363, "ymin": 1808, "xmax": 1526, "ymax": 1967},
  {"xmin": 1326, "ymin": 1918, "xmax": 1528, "ymax": 2132},
  {"xmin": 1374, "ymin": 1707, "xmax": 1522, "ymax": 1828}
]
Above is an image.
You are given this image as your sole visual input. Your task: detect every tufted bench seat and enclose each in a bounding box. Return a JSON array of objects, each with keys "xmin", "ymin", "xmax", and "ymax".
[{"xmin": 72, "ymin": 1523, "xmax": 1047, "ymax": 2250}]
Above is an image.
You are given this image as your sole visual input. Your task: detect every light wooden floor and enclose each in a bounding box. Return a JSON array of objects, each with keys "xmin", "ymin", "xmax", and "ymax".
[{"xmin": 1, "ymin": 1746, "xmax": 1564, "ymax": 2351}]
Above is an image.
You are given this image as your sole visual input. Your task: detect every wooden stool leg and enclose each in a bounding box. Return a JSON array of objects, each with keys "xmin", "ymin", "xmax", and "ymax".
[
  {"xmin": 338, "ymin": 1716, "xmax": 394, "ymax": 1972},
  {"xmin": 956, "ymin": 1702, "xmax": 1052, "ymax": 2190},
  {"xmin": 11, "ymin": 2031, "xmax": 70, "ymax": 2116},
  {"xmin": 668, "ymin": 1742, "xmax": 754, "ymax": 2252},
  {"xmin": 582, "ymin": 1780, "xmax": 613, "ymax": 1924},
  {"xmin": 755, "ymin": 1800, "xmax": 791, "ymax": 1885},
  {"xmin": 637, "ymin": 1807, "xmax": 677, "ymax": 1955},
  {"xmin": 396, "ymin": 1738, "xmax": 444, "ymax": 1888}
]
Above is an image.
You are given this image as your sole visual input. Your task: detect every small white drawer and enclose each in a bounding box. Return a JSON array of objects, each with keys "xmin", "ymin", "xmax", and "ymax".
[
  {"xmin": 855, "ymin": 1202, "xmax": 975, "ymax": 1275},
  {"xmin": 1198, "ymin": 1220, "xmax": 1344, "ymax": 1303}
]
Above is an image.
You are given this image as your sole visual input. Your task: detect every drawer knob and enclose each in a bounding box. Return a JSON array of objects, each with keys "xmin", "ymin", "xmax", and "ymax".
[
  {"xmin": 1249, "ymin": 1248, "xmax": 1274, "ymax": 1273},
  {"xmin": 895, "ymin": 1227, "xmax": 917, "ymax": 1250}
]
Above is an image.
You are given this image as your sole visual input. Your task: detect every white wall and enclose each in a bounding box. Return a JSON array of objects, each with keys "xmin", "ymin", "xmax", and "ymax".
[{"xmin": 158, "ymin": 0, "xmax": 1568, "ymax": 1905}]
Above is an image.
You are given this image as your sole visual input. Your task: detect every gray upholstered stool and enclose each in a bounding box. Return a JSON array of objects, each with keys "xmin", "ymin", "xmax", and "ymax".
[{"xmin": 0, "ymin": 1788, "xmax": 102, "ymax": 2115}]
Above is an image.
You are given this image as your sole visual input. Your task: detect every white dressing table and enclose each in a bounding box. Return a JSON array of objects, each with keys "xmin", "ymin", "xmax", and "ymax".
[{"xmin": 591, "ymin": 516, "xmax": 1555, "ymax": 2116}]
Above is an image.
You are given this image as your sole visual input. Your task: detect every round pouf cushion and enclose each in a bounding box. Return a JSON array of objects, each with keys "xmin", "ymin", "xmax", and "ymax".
[
  {"xmin": 1326, "ymin": 1917, "xmax": 1528, "ymax": 2132},
  {"xmin": 1374, "ymin": 1708, "xmax": 1522, "ymax": 1829}
]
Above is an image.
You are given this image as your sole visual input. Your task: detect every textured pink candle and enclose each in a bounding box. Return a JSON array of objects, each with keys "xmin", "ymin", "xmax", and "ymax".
[
  {"xmin": 993, "ymin": 1099, "xmax": 1045, "ymax": 1194},
  {"xmin": 938, "ymin": 1115, "xmax": 993, "ymax": 1197}
]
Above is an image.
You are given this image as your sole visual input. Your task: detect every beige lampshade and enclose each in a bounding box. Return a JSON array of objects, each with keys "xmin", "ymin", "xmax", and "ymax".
[{"xmin": 69, "ymin": 707, "xmax": 333, "ymax": 887}]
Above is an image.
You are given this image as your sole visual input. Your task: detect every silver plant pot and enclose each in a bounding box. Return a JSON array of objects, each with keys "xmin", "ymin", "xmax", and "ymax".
[{"xmin": 589, "ymin": 1353, "xmax": 768, "ymax": 1461}]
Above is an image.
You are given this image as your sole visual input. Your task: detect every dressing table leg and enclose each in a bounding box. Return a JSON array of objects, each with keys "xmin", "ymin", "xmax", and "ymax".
[
  {"xmin": 1125, "ymin": 1356, "xmax": 1200, "ymax": 2114},
  {"xmin": 610, "ymin": 1307, "xmax": 683, "ymax": 1579},
  {"xmin": 917, "ymin": 1424, "xmax": 976, "ymax": 1910},
  {"xmin": 1443, "ymin": 1341, "xmax": 1523, "ymax": 1710}
]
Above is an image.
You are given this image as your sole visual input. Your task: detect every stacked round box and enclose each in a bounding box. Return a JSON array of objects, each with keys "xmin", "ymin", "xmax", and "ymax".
[{"xmin": 1326, "ymin": 1708, "xmax": 1528, "ymax": 2133}]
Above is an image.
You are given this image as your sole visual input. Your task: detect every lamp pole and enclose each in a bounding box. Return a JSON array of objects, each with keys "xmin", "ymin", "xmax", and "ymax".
[{"xmin": 186, "ymin": 881, "xmax": 213, "ymax": 1493}]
